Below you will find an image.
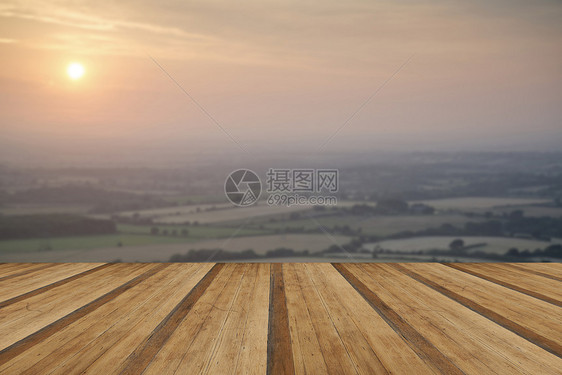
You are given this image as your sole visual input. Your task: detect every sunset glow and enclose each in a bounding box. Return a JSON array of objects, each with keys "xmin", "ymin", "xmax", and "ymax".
[
  {"xmin": 0, "ymin": 0, "xmax": 560, "ymax": 156},
  {"xmin": 67, "ymin": 63, "xmax": 85, "ymax": 80}
]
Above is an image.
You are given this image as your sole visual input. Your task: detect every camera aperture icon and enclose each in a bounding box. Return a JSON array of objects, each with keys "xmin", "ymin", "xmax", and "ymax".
[{"xmin": 225, "ymin": 169, "xmax": 261, "ymax": 206}]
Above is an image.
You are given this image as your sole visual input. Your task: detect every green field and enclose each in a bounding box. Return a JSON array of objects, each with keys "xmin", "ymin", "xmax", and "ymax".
[
  {"xmin": 490, "ymin": 205, "xmax": 562, "ymax": 218},
  {"xmin": 117, "ymin": 224, "xmax": 271, "ymax": 239},
  {"xmin": 0, "ymin": 233, "xmax": 351, "ymax": 262},
  {"xmin": 117, "ymin": 203, "xmax": 233, "ymax": 219},
  {"xmin": 0, "ymin": 234, "xmax": 195, "ymax": 253},
  {"xmin": 0, "ymin": 222, "xmax": 272, "ymax": 254},
  {"xmin": 246, "ymin": 214, "xmax": 480, "ymax": 236},
  {"xmin": 414, "ymin": 197, "xmax": 552, "ymax": 211},
  {"xmin": 0, "ymin": 204, "xmax": 91, "ymax": 216},
  {"xmin": 366, "ymin": 236, "xmax": 561, "ymax": 255},
  {"xmin": 161, "ymin": 194, "xmax": 225, "ymax": 205}
]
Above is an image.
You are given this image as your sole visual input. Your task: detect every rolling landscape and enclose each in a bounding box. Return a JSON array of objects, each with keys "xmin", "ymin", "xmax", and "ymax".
[{"xmin": 1, "ymin": 152, "xmax": 561, "ymax": 263}]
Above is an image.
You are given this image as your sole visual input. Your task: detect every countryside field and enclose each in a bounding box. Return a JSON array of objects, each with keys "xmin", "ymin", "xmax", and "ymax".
[
  {"xmin": 0, "ymin": 223, "xmax": 272, "ymax": 254},
  {"xmin": 250, "ymin": 213, "xmax": 481, "ymax": 236},
  {"xmin": 414, "ymin": 197, "xmax": 552, "ymax": 211},
  {"xmin": 1, "ymin": 194, "xmax": 560, "ymax": 262},
  {"xmin": 0, "ymin": 204, "xmax": 91, "ymax": 216},
  {"xmin": 366, "ymin": 236, "xmax": 562, "ymax": 255},
  {"xmin": 117, "ymin": 223, "xmax": 270, "ymax": 238},
  {"xmin": 0, "ymin": 234, "xmax": 194, "ymax": 254},
  {"xmin": 489, "ymin": 205, "xmax": 562, "ymax": 217},
  {"xmin": 0, "ymin": 234, "xmax": 350, "ymax": 262},
  {"xmin": 1, "ymin": 150, "xmax": 561, "ymax": 266},
  {"xmin": 129, "ymin": 203, "xmax": 315, "ymax": 224}
]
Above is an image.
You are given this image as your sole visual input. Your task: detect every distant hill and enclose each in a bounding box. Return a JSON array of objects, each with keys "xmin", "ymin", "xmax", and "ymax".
[{"xmin": 1, "ymin": 186, "xmax": 168, "ymax": 213}]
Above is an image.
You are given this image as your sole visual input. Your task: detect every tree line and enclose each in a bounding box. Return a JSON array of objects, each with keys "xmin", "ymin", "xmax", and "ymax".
[{"xmin": 0, "ymin": 214, "xmax": 116, "ymax": 239}]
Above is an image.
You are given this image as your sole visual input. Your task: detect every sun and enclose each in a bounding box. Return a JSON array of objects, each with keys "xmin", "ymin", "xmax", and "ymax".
[{"xmin": 67, "ymin": 62, "xmax": 85, "ymax": 80}]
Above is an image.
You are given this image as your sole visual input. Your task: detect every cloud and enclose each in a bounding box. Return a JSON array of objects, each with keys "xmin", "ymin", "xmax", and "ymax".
[
  {"xmin": 0, "ymin": 5, "xmax": 213, "ymax": 40},
  {"xmin": 1, "ymin": 0, "xmax": 561, "ymax": 154},
  {"xmin": 2, "ymin": 0, "xmax": 561, "ymax": 70}
]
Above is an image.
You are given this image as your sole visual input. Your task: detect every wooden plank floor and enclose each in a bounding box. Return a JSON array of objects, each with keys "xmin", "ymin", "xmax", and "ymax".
[{"xmin": 0, "ymin": 263, "xmax": 560, "ymax": 374}]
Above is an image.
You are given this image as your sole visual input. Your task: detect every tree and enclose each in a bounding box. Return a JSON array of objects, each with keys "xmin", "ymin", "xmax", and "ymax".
[
  {"xmin": 181, "ymin": 228, "xmax": 189, "ymax": 236},
  {"xmin": 289, "ymin": 212, "xmax": 301, "ymax": 220},
  {"xmin": 509, "ymin": 210, "xmax": 524, "ymax": 220},
  {"xmin": 506, "ymin": 248, "xmax": 520, "ymax": 257},
  {"xmin": 150, "ymin": 227, "xmax": 160, "ymax": 235},
  {"xmin": 543, "ymin": 244, "xmax": 562, "ymax": 258},
  {"xmin": 375, "ymin": 198, "xmax": 409, "ymax": 214},
  {"xmin": 449, "ymin": 239, "xmax": 465, "ymax": 251}
]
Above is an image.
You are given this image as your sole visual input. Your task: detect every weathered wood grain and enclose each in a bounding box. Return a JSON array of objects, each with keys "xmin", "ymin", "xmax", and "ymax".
[
  {"xmin": 304, "ymin": 263, "xmax": 434, "ymax": 374},
  {"xmin": 0, "ymin": 263, "xmax": 112, "ymax": 309},
  {"xmin": 0, "ymin": 263, "xmax": 212, "ymax": 374},
  {"xmin": 354, "ymin": 264, "xmax": 562, "ymax": 374},
  {"xmin": 267, "ymin": 264, "xmax": 294, "ymax": 375},
  {"xmin": 0, "ymin": 264, "xmax": 59, "ymax": 282},
  {"xmin": 118, "ymin": 263, "xmax": 223, "ymax": 375},
  {"xmin": 0, "ymin": 262, "xmax": 559, "ymax": 375},
  {"xmin": 503, "ymin": 263, "xmax": 562, "ymax": 282},
  {"xmin": 0, "ymin": 263, "xmax": 152, "ymax": 351},
  {"xmin": 446, "ymin": 263, "xmax": 562, "ymax": 306},
  {"xmin": 393, "ymin": 263, "xmax": 562, "ymax": 357},
  {"xmin": 0, "ymin": 263, "xmax": 104, "ymax": 302},
  {"xmin": 335, "ymin": 263, "xmax": 463, "ymax": 375},
  {"xmin": 0, "ymin": 263, "xmax": 165, "ymax": 365}
]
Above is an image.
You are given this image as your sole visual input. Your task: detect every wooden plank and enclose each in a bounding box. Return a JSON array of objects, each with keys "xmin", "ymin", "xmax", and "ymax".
[
  {"xmin": 117, "ymin": 263, "xmax": 223, "ymax": 375},
  {"xmin": 171, "ymin": 264, "xmax": 252, "ymax": 374},
  {"xmin": 504, "ymin": 263, "xmax": 562, "ymax": 282},
  {"xmin": 0, "ymin": 264, "xmax": 45, "ymax": 277},
  {"xmin": 394, "ymin": 263, "xmax": 562, "ymax": 357},
  {"xmin": 0, "ymin": 264, "xmax": 28, "ymax": 277},
  {"xmin": 286, "ymin": 264, "xmax": 358, "ymax": 374},
  {"xmin": 334, "ymin": 263, "xmax": 462, "ymax": 375},
  {"xmin": 283, "ymin": 263, "xmax": 329, "ymax": 375},
  {"xmin": 0, "ymin": 262, "xmax": 559, "ymax": 374},
  {"xmin": 0, "ymin": 264, "xmax": 58, "ymax": 281},
  {"xmin": 0, "ymin": 263, "xmax": 212, "ymax": 374},
  {"xmin": 521, "ymin": 263, "xmax": 562, "ymax": 273},
  {"xmin": 79, "ymin": 263, "xmax": 214, "ymax": 374},
  {"xmin": 350, "ymin": 264, "xmax": 562, "ymax": 374},
  {"xmin": 267, "ymin": 263, "xmax": 294, "ymax": 375},
  {"xmin": 0, "ymin": 263, "xmax": 181, "ymax": 373},
  {"xmin": 234, "ymin": 264, "xmax": 270, "ymax": 375},
  {"xmin": 522, "ymin": 263, "xmax": 562, "ymax": 276},
  {"xmin": 475, "ymin": 264, "xmax": 562, "ymax": 298},
  {"xmin": 0, "ymin": 263, "xmax": 156, "ymax": 354},
  {"xmin": 205, "ymin": 264, "xmax": 270, "ymax": 375},
  {"xmin": 0, "ymin": 263, "xmax": 147, "ymax": 347},
  {"xmin": 0, "ymin": 263, "xmax": 105, "ymax": 302},
  {"xmin": 0, "ymin": 263, "xmax": 112, "ymax": 309},
  {"xmin": 446, "ymin": 263, "xmax": 562, "ymax": 306},
  {"xmin": 142, "ymin": 264, "xmax": 244, "ymax": 374},
  {"xmin": 306, "ymin": 263, "xmax": 434, "ymax": 374}
]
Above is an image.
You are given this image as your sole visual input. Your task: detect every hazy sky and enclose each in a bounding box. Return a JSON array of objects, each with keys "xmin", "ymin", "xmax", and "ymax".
[{"xmin": 1, "ymin": 0, "xmax": 561, "ymax": 163}]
